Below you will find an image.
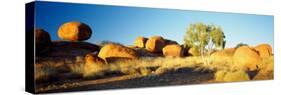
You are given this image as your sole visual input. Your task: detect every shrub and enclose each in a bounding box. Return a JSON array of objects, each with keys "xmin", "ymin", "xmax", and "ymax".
[
  {"xmin": 35, "ymin": 63, "xmax": 57, "ymax": 82},
  {"xmin": 83, "ymin": 63, "xmax": 109, "ymax": 78},
  {"xmin": 215, "ymin": 70, "xmax": 250, "ymax": 82}
]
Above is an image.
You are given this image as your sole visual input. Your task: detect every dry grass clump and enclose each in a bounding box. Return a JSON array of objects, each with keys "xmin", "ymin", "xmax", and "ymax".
[
  {"xmin": 223, "ymin": 70, "xmax": 250, "ymax": 82},
  {"xmin": 80, "ymin": 56, "xmax": 204, "ymax": 78},
  {"xmin": 215, "ymin": 70, "xmax": 250, "ymax": 82},
  {"xmin": 83, "ymin": 63, "xmax": 109, "ymax": 78},
  {"xmin": 107, "ymin": 56, "xmax": 203, "ymax": 76},
  {"xmin": 68, "ymin": 56, "xmax": 85, "ymax": 75},
  {"xmin": 154, "ymin": 67, "xmax": 170, "ymax": 75},
  {"xmin": 35, "ymin": 56, "xmax": 84, "ymax": 82},
  {"xmin": 35, "ymin": 62, "xmax": 58, "ymax": 82},
  {"xmin": 139, "ymin": 67, "xmax": 152, "ymax": 76},
  {"xmin": 68, "ymin": 63, "xmax": 84, "ymax": 75}
]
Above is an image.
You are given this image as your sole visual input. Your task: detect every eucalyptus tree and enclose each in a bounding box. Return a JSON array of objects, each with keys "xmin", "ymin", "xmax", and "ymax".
[{"xmin": 184, "ymin": 23, "xmax": 226, "ymax": 65}]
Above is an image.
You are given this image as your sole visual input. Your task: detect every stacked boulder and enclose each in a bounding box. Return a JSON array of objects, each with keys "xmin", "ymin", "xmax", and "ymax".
[
  {"xmin": 44, "ymin": 21, "xmax": 100, "ymax": 57},
  {"xmin": 132, "ymin": 36, "xmax": 185, "ymax": 57},
  {"xmin": 145, "ymin": 36, "xmax": 166, "ymax": 53},
  {"xmin": 57, "ymin": 22, "xmax": 97, "ymax": 57},
  {"xmin": 134, "ymin": 36, "xmax": 147, "ymax": 48},
  {"xmin": 58, "ymin": 22, "xmax": 92, "ymax": 41}
]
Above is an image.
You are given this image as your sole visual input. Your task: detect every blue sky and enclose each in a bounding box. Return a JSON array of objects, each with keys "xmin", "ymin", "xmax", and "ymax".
[{"xmin": 34, "ymin": 1, "xmax": 274, "ymax": 48}]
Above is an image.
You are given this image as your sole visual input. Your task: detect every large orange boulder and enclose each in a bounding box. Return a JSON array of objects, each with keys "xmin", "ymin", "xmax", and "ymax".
[
  {"xmin": 162, "ymin": 44, "xmax": 184, "ymax": 57},
  {"xmin": 98, "ymin": 44, "xmax": 138, "ymax": 61},
  {"xmin": 134, "ymin": 36, "xmax": 147, "ymax": 48},
  {"xmin": 254, "ymin": 44, "xmax": 272, "ymax": 58},
  {"xmin": 145, "ymin": 36, "xmax": 166, "ymax": 53},
  {"xmin": 233, "ymin": 46, "xmax": 262, "ymax": 71},
  {"xmin": 210, "ymin": 48, "xmax": 235, "ymax": 64},
  {"xmin": 35, "ymin": 28, "xmax": 51, "ymax": 55},
  {"xmin": 58, "ymin": 22, "xmax": 92, "ymax": 41}
]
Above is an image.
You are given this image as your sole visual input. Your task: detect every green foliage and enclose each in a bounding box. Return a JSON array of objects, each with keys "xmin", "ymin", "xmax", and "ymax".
[
  {"xmin": 98, "ymin": 40, "xmax": 124, "ymax": 47},
  {"xmin": 184, "ymin": 23, "xmax": 226, "ymax": 55}
]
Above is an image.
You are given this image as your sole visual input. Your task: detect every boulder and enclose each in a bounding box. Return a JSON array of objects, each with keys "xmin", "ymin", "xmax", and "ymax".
[
  {"xmin": 98, "ymin": 44, "xmax": 138, "ymax": 62},
  {"xmin": 35, "ymin": 28, "xmax": 51, "ymax": 55},
  {"xmin": 135, "ymin": 48, "xmax": 162, "ymax": 57},
  {"xmin": 128, "ymin": 45, "xmax": 138, "ymax": 49},
  {"xmin": 254, "ymin": 44, "xmax": 272, "ymax": 58},
  {"xmin": 162, "ymin": 44, "xmax": 184, "ymax": 57},
  {"xmin": 210, "ymin": 48, "xmax": 235, "ymax": 64},
  {"xmin": 84, "ymin": 53, "xmax": 108, "ymax": 78},
  {"xmin": 188, "ymin": 47, "xmax": 200, "ymax": 56},
  {"xmin": 145, "ymin": 36, "xmax": 166, "ymax": 53},
  {"xmin": 233, "ymin": 46, "xmax": 262, "ymax": 71},
  {"xmin": 58, "ymin": 22, "xmax": 92, "ymax": 41},
  {"xmin": 51, "ymin": 41, "xmax": 100, "ymax": 51},
  {"xmin": 46, "ymin": 41, "xmax": 100, "ymax": 57},
  {"xmin": 134, "ymin": 36, "xmax": 147, "ymax": 48},
  {"xmin": 165, "ymin": 39, "xmax": 178, "ymax": 45}
]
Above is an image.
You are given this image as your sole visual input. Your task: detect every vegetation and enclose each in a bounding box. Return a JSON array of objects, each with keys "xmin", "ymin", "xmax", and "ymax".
[
  {"xmin": 183, "ymin": 23, "xmax": 226, "ymax": 65},
  {"xmin": 215, "ymin": 70, "xmax": 250, "ymax": 82},
  {"xmin": 35, "ymin": 20, "xmax": 274, "ymax": 93},
  {"xmin": 98, "ymin": 40, "xmax": 124, "ymax": 47}
]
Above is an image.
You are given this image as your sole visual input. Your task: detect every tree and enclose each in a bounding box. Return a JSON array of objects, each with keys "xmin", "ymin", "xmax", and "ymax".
[
  {"xmin": 98, "ymin": 40, "xmax": 124, "ymax": 47},
  {"xmin": 184, "ymin": 23, "xmax": 226, "ymax": 65}
]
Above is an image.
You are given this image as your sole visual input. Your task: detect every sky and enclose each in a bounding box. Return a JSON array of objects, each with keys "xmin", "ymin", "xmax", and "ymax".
[{"xmin": 34, "ymin": 1, "xmax": 274, "ymax": 48}]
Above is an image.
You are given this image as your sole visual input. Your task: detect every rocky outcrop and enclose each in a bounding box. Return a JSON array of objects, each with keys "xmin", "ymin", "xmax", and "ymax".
[
  {"xmin": 162, "ymin": 44, "xmax": 184, "ymax": 57},
  {"xmin": 253, "ymin": 56, "xmax": 274, "ymax": 80},
  {"xmin": 134, "ymin": 36, "xmax": 147, "ymax": 48},
  {"xmin": 46, "ymin": 41, "xmax": 100, "ymax": 57},
  {"xmin": 58, "ymin": 22, "xmax": 92, "ymax": 41},
  {"xmin": 254, "ymin": 44, "xmax": 272, "ymax": 58},
  {"xmin": 233, "ymin": 46, "xmax": 262, "ymax": 71},
  {"xmin": 145, "ymin": 36, "xmax": 166, "ymax": 53},
  {"xmin": 35, "ymin": 28, "xmax": 51, "ymax": 55},
  {"xmin": 98, "ymin": 44, "xmax": 138, "ymax": 62},
  {"xmin": 210, "ymin": 48, "xmax": 235, "ymax": 64}
]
